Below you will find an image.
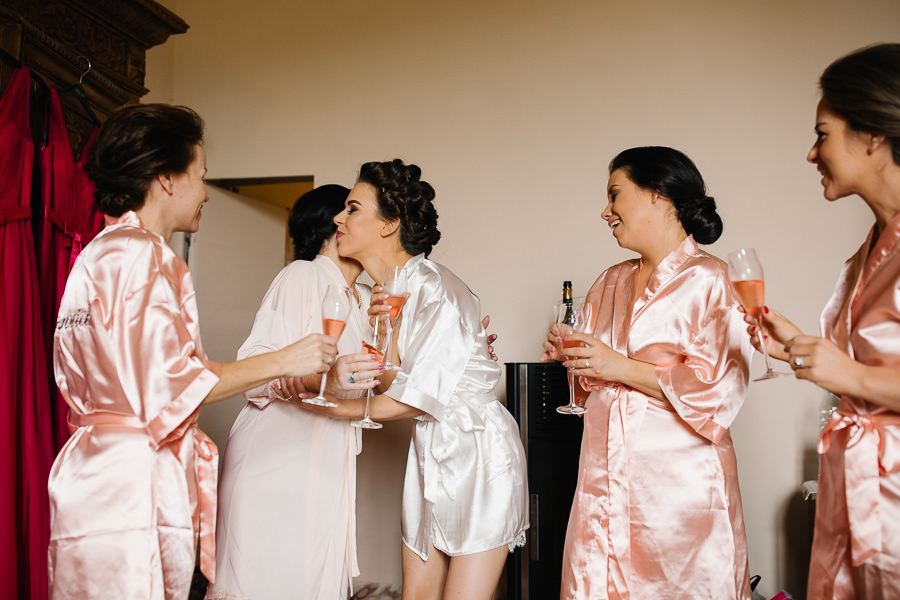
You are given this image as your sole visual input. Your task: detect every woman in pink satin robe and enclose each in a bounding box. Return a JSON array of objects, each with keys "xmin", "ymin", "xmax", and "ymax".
[
  {"xmin": 543, "ymin": 147, "xmax": 753, "ymax": 600},
  {"xmin": 751, "ymin": 44, "xmax": 900, "ymax": 600},
  {"xmin": 49, "ymin": 104, "xmax": 337, "ymax": 600}
]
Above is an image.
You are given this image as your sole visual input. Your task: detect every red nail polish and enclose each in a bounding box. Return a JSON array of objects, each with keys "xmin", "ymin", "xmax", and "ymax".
[{"xmin": 763, "ymin": 306, "xmax": 769, "ymax": 314}]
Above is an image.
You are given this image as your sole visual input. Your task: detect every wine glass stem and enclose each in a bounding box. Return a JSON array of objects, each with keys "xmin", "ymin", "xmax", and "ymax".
[
  {"xmin": 363, "ymin": 388, "xmax": 372, "ymax": 420},
  {"xmin": 567, "ymin": 370, "xmax": 576, "ymax": 407},
  {"xmin": 756, "ymin": 318, "xmax": 777, "ymax": 373},
  {"xmin": 318, "ymin": 372, "xmax": 328, "ymax": 398}
]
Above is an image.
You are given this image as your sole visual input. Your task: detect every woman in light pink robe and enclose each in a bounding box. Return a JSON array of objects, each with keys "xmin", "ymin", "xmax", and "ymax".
[
  {"xmin": 544, "ymin": 147, "xmax": 752, "ymax": 600},
  {"xmin": 49, "ymin": 104, "xmax": 337, "ymax": 600},
  {"xmin": 752, "ymin": 44, "xmax": 900, "ymax": 600}
]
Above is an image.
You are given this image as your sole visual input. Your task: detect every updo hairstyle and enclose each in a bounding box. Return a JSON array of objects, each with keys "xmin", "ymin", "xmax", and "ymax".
[
  {"xmin": 289, "ymin": 184, "xmax": 350, "ymax": 261},
  {"xmin": 357, "ymin": 159, "xmax": 441, "ymax": 257},
  {"xmin": 85, "ymin": 103, "xmax": 205, "ymax": 217},
  {"xmin": 820, "ymin": 43, "xmax": 900, "ymax": 166},
  {"xmin": 609, "ymin": 146, "xmax": 723, "ymax": 245}
]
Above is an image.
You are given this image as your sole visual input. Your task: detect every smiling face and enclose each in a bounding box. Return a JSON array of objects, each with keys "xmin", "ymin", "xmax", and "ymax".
[
  {"xmin": 807, "ymin": 100, "xmax": 875, "ymax": 202},
  {"xmin": 601, "ymin": 168, "xmax": 664, "ymax": 253},
  {"xmin": 169, "ymin": 144, "xmax": 209, "ymax": 234},
  {"xmin": 333, "ymin": 182, "xmax": 393, "ymax": 261}
]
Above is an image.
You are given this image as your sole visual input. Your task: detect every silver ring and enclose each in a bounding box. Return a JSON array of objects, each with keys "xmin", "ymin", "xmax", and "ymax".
[
  {"xmin": 585, "ymin": 359, "xmax": 590, "ymax": 369},
  {"xmin": 349, "ymin": 373, "xmax": 356, "ymax": 383},
  {"xmin": 792, "ymin": 356, "xmax": 806, "ymax": 369}
]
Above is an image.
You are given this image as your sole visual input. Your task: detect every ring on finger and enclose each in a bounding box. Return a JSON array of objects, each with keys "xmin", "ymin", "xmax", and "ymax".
[
  {"xmin": 349, "ymin": 373, "xmax": 356, "ymax": 383},
  {"xmin": 585, "ymin": 359, "xmax": 590, "ymax": 369},
  {"xmin": 792, "ymin": 355, "xmax": 807, "ymax": 369}
]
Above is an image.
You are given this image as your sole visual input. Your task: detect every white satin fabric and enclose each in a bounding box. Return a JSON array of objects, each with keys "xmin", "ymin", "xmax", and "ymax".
[
  {"xmin": 49, "ymin": 211, "xmax": 221, "ymax": 600},
  {"xmin": 562, "ymin": 236, "xmax": 752, "ymax": 600},
  {"xmin": 387, "ymin": 254, "xmax": 529, "ymax": 559},
  {"xmin": 207, "ymin": 255, "xmax": 369, "ymax": 600},
  {"xmin": 809, "ymin": 212, "xmax": 900, "ymax": 600}
]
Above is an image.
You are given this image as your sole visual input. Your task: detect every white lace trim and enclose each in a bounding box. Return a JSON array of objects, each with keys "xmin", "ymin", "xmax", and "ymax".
[{"xmin": 507, "ymin": 530, "xmax": 527, "ymax": 552}]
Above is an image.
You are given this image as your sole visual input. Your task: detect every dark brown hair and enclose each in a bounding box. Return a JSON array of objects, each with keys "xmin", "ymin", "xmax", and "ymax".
[
  {"xmin": 357, "ymin": 159, "xmax": 441, "ymax": 257},
  {"xmin": 820, "ymin": 43, "xmax": 900, "ymax": 165},
  {"xmin": 85, "ymin": 104, "xmax": 205, "ymax": 216}
]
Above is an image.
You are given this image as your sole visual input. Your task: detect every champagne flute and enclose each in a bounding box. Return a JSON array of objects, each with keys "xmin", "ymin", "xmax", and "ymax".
[
  {"xmin": 381, "ymin": 266, "xmax": 408, "ymax": 370},
  {"xmin": 352, "ymin": 314, "xmax": 389, "ymax": 429},
  {"xmin": 557, "ymin": 302, "xmax": 594, "ymax": 415},
  {"xmin": 304, "ymin": 285, "xmax": 352, "ymax": 407},
  {"xmin": 727, "ymin": 248, "xmax": 789, "ymax": 381}
]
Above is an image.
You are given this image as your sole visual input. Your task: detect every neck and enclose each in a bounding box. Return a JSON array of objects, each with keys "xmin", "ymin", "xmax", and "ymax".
[
  {"xmin": 358, "ymin": 247, "xmax": 414, "ymax": 285},
  {"xmin": 135, "ymin": 195, "xmax": 172, "ymax": 243},
  {"xmin": 320, "ymin": 240, "xmax": 364, "ymax": 286},
  {"xmin": 859, "ymin": 163, "xmax": 900, "ymax": 232},
  {"xmin": 639, "ymin": 229, "xmax": 687, "ymax": 272}
]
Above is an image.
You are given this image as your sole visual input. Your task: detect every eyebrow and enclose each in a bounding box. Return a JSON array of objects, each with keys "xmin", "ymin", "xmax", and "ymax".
[{"xmin": 347, "ymin": 199, "xmax": 362, "ymax": 207}]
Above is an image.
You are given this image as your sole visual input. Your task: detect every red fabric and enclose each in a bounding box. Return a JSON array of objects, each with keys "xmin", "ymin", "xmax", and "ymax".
[
  {"xmin": 36, "ymin": 90, "xmax": 102, "ymax": 452},
  {"xmin": 0, "ymin": 67, "xmax": 53, "ymax": 600}
]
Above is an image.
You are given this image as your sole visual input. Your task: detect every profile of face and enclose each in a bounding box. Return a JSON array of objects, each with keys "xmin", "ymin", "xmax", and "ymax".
[
  {"xmin": 807, "ymin": 100, "xmax": 878, "ymax": 202},
  {"xmin": 166, "ymin": 143, "xmax": 209, "ymax": 234},
  {"xmin": 333, "ymin": 182, "xmax": 396, "ymax": 260},
  {"xmin": 601, "ymin": 168, "xmax": 666, "ymax": 253}
]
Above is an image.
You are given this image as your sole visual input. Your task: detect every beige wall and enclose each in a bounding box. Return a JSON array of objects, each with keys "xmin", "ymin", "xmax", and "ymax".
[{"xmin": 145, "ymin": 0, "xmax": 900, "ymax": 596}]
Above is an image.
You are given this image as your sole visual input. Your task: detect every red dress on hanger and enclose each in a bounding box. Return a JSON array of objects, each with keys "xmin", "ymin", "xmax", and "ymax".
[
  {"xmin": 36, "ymin": 90, "xmax": 102, "ymax": 452},
  {"xmin": 0, "ymin": 66, "xmax": 53, "ymax": 600}
]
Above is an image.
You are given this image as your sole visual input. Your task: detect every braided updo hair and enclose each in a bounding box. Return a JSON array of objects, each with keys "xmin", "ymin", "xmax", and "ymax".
[
  {"xmin": 289, "ymin": 184, "xmax": 350, "ymax": 261},
  {"xmin": 85, "ymin": 103, "xmax": 204, "ymax": 217},
  {"xmin": 609, "ymin": 146, "xmax": 723, "ymax": 245},
  {"xmin": 357, "ymin": 159, "xmax": 441, "ymax": 257}
]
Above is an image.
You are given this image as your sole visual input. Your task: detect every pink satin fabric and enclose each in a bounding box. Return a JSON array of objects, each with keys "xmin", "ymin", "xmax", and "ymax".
[
  {"xmin": 562, "ymin": 236, "xmax": 752, "ymax": 600},
  {"xmin": 49, "ymin": 211, "xmax": 221, "ymax": 599},
  {"xmin": 808, "ymin": 212, "xmax": 900, "ymax": 600}
]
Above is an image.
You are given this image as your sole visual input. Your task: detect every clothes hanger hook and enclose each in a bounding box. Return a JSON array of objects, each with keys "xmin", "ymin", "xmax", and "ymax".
[{"xmin": 76, "ymin": 55, "xmax": 92, "ymax": 85}]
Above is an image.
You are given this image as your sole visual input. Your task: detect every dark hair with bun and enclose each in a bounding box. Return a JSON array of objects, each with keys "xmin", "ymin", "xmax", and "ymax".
[
  {"xmin": 289, "ymin": 184, "xmax": 350, "ymax": 261},
  {"xmin": 85, "ymin": 103, "xmax": 204, "ymax": 217},
  {"xmin": 609, "ymin": 146, "xmax": 723, "ymax": 245},
  {"xmin": 357, "ymin": 159, "xmax": 441, "ymax": 256},
  {"xmin": 820, "ymin": 43, "xmax": 900, "ymax": 166}
]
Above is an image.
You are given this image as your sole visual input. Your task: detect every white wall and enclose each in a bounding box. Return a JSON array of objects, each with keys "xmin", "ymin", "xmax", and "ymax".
[{"xmin": 145, "ymin": 0, "xmax": 900, "ymax": 596}]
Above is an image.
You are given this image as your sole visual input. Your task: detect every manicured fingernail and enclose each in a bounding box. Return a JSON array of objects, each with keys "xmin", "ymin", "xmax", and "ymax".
[
  {"xmin": 763, "ymin": 306, "xmax": 769, "ymax": 314},
  {"xmin": 751, "ymin": 326, "xmax": 757, "ymax": 333}
]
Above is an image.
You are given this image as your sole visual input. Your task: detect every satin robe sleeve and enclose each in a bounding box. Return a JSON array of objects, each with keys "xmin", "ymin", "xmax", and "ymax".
[
  {"xmin": 386, "ymin": 284, "xmax": 473, "ymax": 422},
  {"xmin": 236, "ymin": 261, "xmax": 321, "ymax": 409},
  {"xmin": 581, "ymin": 259, "xmax": 749, "ymax": 444},
  {"xmin": 58, "ymin": 231, "xmax": 221, "ymax": 446},
  {"xmin": 654, "ymin": 275, "xmax": 750, "ymax": 444}
]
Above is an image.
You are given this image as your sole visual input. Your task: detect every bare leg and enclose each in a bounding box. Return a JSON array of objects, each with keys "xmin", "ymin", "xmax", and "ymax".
[
  {"xmin": 401, "ymin": 542, "xmax": 449, "ymax": 600},
  {"xmin": 443, "ymin": 545, "xmax": 508, "ymax": 600}
]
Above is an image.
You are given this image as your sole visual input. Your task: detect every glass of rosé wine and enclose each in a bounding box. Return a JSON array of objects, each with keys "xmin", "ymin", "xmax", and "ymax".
[
  {"xmin": 352, "ymin": 314, "xmax": 389, "ymax": 429},
  {"xmin": 304, "ymin": 285, "xmax": 352, "ymax": 406},
  {"xmin": 557, "ymin": 302, "xmax": 594, "ymax": 415},
  {"xmin": 381, "ymin": 266, "xmax": 408, "ymax": 370},
  {"xmin": 727, "ymin": 248, "xmax": 789, "ymax": 381}
]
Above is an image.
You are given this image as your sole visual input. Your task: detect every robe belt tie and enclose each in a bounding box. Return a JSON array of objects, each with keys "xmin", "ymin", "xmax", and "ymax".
[
  {"xmin": 422, "ymin": 394, "xmax": 494, "ymax": 503},
  {"xmin": 44, "ymin": 206, "xmax": 95, "ymax": 273},
  {"xmin": 0, "ymin": 205, "xmax": 31, "ymax": 224},
  {"xmin": 818, "ymin": 408, "xmax": 900, "ymax": 566},
  {"xmin": 70, "ymin": 410, "xmax": 219, "ymax": 583}
]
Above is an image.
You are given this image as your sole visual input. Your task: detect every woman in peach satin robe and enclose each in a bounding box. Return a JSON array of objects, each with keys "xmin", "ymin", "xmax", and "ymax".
[
  {"xmin": 751, "ymin": 44, "xmax": 900, "ymax": 600},
  {"xmin": 543, "ymin": 147, "xmax": 752, "ymax": 600},
  {"xmin": 49, "ymin": 104, "xmax": 337, "ymax": 600}
]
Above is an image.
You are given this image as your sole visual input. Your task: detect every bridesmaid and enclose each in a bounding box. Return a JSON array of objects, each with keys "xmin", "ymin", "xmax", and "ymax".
[
  {"xmin": 543, "ymin": 146, "xmax": 752, "ymax": 599},
  {"xmin": 305, "ymin": 159, "xmax": 528, "ymax": 600},
  {"xmin": 207, "ymin": 185, "xmax": 380, "ymax": 600},
  {"xmin": 49, "ymin": 104, "xmax": 336, "ymax": 600},
  {"xmin": 749, "ymin": 43, "xmax": 900, "ymax": 599}
]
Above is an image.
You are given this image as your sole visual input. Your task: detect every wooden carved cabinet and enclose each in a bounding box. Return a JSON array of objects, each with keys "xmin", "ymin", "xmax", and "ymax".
[{"xmin": 0, "ymin": 0, "xmax": 188, "ymax": 155}]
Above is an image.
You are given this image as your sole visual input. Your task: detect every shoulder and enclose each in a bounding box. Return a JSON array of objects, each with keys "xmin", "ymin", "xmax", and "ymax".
[
  {"xmin": 84, "ymin": 224, "xmax": 186, "ymax": 288},
  {"xmin": 588, "ymin": 259, "xmax": 639, "ymax": 292}
]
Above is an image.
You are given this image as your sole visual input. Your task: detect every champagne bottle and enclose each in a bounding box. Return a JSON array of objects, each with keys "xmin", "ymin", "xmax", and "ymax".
[{"xmin": 562, "ymin": 280, "xmax": 576, "ymax": 326}]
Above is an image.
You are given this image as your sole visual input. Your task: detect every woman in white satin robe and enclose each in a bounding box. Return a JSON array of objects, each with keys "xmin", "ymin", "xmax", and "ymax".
[
  {"xmin": 49, "ymin": 104, "xmax": 337, "ymax": 600},
  {"xmin": 543, "ymin": 147, "xmax": 752, "ymax": 600},
  {"xmin": 305, "ymin": 159, "xmax": 528, "ymax": 600},
  {"xmin": 751, "ymin": 44, "xmax": 900, "ymax": 600},
  {"xmin": 208, "ymin": 185, "xmax": 382, "ymax": 600}
]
